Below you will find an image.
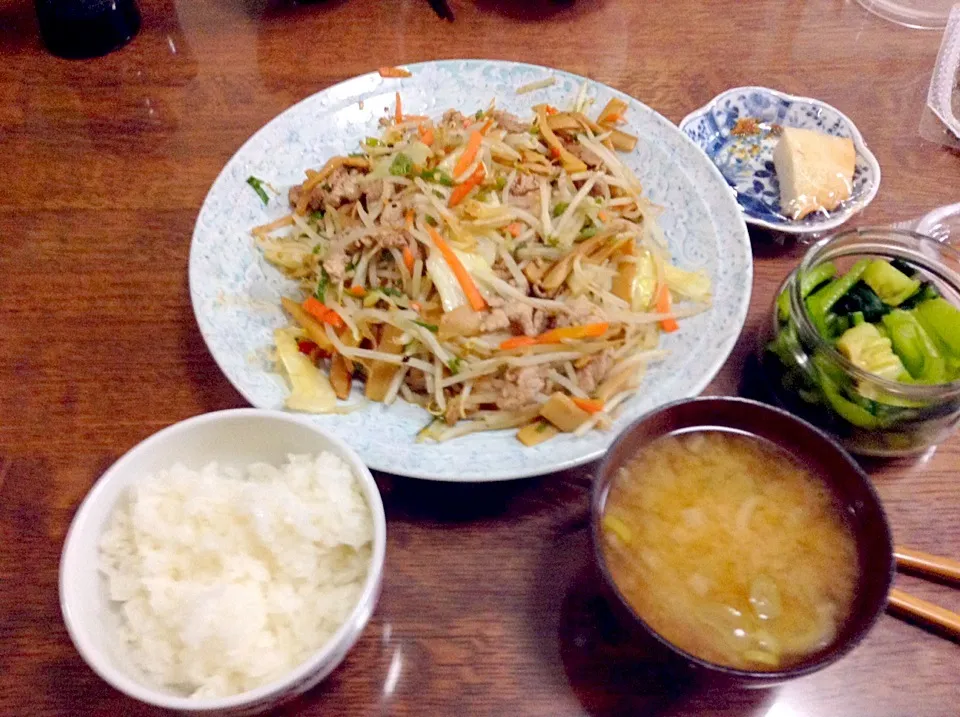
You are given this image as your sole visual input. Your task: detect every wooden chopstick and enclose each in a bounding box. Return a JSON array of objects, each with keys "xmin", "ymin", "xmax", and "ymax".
[
  {"xmin": 887, "ymin": 588, "xmax": 960, "ymax": 639},
  {"xmin": 886, "ymin": 547, "xmax": 960, "ymax": 640},
  {"xmin": 895, "ymin": 546, "xmax": 960, "ymax": 583}
]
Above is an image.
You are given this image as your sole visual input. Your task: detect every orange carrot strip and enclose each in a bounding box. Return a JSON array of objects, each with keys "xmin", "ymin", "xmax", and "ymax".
[
  {"xmin": 448, "ymin": 165, "xmax": 485, "ymax": 207},
  {"xmin": 545, "ymin": 105, "xmax": 558, "ymax": 115},
  {"xmin": 302, "ymin": 296, "xmax": 346, "ymax": 330},
  {"xmin": 480, "ymin": 118, "xmax": 494, "ymax": 135},
  {"xmin": 427, "ymin": 226, "xmax": 487, "ymax": 311},
  {"xmin": 506, "ymin": 222, "xmax": 523, "ymax": 238},
  {"xmin": 656, "ymin": 283, "xmax": 679, "ymax": 333},
  {"xmin": 598, "ymin": 210, "xmax": 610, "ymax": 222},
  {"xmin": 410, "ymin": 301, "xmax": 422, "ymax": 312},
  {"xmin": 500, "ymin": 323, "xmax": 609, "ymax": 351},
  {"xmin": 572, "ymin": 398, "xmax": 605, "ymax": 414},
  {"xmin": 405, "ymin": 210, "xmax": 414, "ymax": 229},
  {"xmin": 500, "ymin": 336, "xmax": 538, "ymax": 351},
  {"xmin": 402, "ymin": 246, "xmax": 415, "ymax": 272},
  {"xmin": 379, "ymin": 66, "xmax": 412, "ymax": 78},
  {"xmin": 453, "ymin": 131, "xmax": 484, "ymax": 178},
  {"xmin": 536, "ymin": 322, "xmax": 609, "ymax": 344},
  {"xmin": 348, "ymin": 285, "xmax": 366, "ymax": 297},
  {"xmin": 394, "ymin": 92, "xmax": 402, "ymax": 124},
  {"xmin": 419, "ymin": 124, "xmax": 435, "ymax": 146}
]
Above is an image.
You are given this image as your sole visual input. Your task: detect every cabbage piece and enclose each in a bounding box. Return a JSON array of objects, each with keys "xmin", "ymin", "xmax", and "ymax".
[
  {"xmin": 369, "ymin": 156, "xmax": 393, "ymax": 180},
  {"xmin": 663, "ymin": 263, "xmax": 712, "ymax": 303},
  {"xmin": 426, "ymin": 249, "xmax": 495, "ymax": 312},
  {"xmin": 274, "ymin": 328, "xmax": 337, "ymax": 413},
  {"xmin": 405, "ymin": 140, "xmax": 432, "ymax": 168}
]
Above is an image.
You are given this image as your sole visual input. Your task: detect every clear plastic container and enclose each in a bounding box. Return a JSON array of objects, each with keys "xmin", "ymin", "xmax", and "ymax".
[
  {"xmin": 758, "ymin": 228, "xmax": 960, "ymax": 456},
  {"xmin": 856, "ymin": 0, "xmax": 955, "ymax": 29}
]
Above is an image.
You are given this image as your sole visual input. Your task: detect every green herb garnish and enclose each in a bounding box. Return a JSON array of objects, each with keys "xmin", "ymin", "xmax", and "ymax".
[
  {"xmin": 552, "ymin": 202, "xmax": 569, "ymax": 217},
  {"xmin": 579, "ymin": 227, "xmax": 598, "ymax": 240},
  {"xmin": 447, "ymin": 357, "xmax": 462, "ymax": 374},
  {"xmin": 309, "ymin": 209, "xmax": 324, "ymax": 222},
  {"xmin": 475, "ymin": 109, "xmax": 484, "ymax": 119},
  {"xmin": 425, "ymin": 215, "xmax": 438, "ymax": 226},
  {"xmin": 420, "ymin": 169, "xmax": 454, "ymax": 186},
  {"xmin": 414, "ymin": 320, "xmax": 440, "ymax": 333},
  {"xmin": 314, "ymin": 267, "xmax": 331, "ymax": 301},
  {"xmin": 379, "ymin": 286, "xmax": 405, "ymax": 298},
  {"xmin": 246, "ymin": 176, "xmax": 270, "ymax": 205},
  {"xmin": 364, "ymin": 137, "xmax": 383, "ymax": 147},
  {"xmin": 389, "ymin": 153, "xmax": 413, "ymax": 176},
  {"xmin": 494, "ymin": 176, "xmax": 507, "ymax": 191}
]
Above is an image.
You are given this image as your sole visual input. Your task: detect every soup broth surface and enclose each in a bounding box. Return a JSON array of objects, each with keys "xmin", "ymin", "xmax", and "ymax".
[{"xmin": 601, "ymin": 430, "xmax": 859, "ymax": 671}]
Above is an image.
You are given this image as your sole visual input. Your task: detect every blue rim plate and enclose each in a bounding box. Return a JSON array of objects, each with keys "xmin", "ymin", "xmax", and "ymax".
[
  {"xmin": 189, "ymin": 60, "xmax": 752, "ymax": 481},
  {"xmin": 679, "ymin": 86, "xmax": 881, "ymax": 236}
]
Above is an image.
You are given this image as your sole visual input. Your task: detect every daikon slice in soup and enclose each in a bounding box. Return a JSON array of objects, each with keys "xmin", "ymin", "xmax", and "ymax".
[{"xmin": 600, "ymin": 429, "xmax": 859, "ymax": 671}]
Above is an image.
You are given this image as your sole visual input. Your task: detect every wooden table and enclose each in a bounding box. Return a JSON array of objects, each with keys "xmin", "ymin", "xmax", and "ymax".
[{"xmin": 2, "ymin": 0, "xmax": 959, "ymax": 713}]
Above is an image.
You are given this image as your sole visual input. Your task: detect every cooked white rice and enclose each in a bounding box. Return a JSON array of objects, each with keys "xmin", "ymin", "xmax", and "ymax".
[{"xmin": 98, "ymin": 453, "xmax": 373, "ymax": 699}]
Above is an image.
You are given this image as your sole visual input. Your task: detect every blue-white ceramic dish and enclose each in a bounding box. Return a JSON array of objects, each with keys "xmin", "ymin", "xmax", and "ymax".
[
  {"xmin": 189, "ymin": 60, "xmax": 752, "ymax": 482},
  {"xmin": 679, "ymin": 86, "xmax": 881, "ymax": 236}
]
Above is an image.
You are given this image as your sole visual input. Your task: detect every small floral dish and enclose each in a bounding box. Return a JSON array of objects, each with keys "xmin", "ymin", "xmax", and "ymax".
[{"xmin": 679, "ymin": 87, "xmax": 881, "ymax": 236}]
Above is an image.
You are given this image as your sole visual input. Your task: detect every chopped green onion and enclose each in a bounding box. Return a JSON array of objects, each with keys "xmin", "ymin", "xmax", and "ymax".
[
  {"xmin": 552, "ymin": 202, "xmax": 569, "ymax": 217},
  {"xmin": 420, "ymin": 169, "xmax": 454, "ymax": 186},
  {"xmin": 447, "ymin": 356, "xmax": 462, "ymax": 374},
  {"xmin": 309, "ymin": 210, "xmax": 324, "ymax": 222},
  {"xmin": 414, "ymin": 320, "xmax": 440, "ymax": 333},
  {"xmin": 475, "ymin": 109, "xmax": 484, "ymax": 119},
  {"xmin": 579, "ymin": 227, "xmax": 598, "ymax": 240},
  {"xmin": 425, "ymin": 215, "xmax": 438, "ymax": 226},
  {"xmin": 389, "ymin": 153, "xmax": 413, "ymax": 176},
  {"xmin": 314, "ymin": 267, "xmax": 331, "ymax": 301},
  {"xmin": 494, "ymin": 176, "xmax": 507, "ymax": 191},
  {"xmin": 246, "ymin": 176, "xmax": 270, "ymax": 205},
  {"xmin": 379, "ymin": 286, "xmax": 404, "ymax": 298},
  {"xmin": 364, "ymin": 137, "xmax": 383, "ymax": 147}
]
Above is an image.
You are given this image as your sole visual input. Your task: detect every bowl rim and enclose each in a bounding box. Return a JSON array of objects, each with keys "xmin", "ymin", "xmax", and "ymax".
[
  {"xmin": 58, "ymin": 408, "xmax": 387, "ymax": 711},
  {"xmin": 678, "ymin": 85, "xmax": 882, "ymax": 235},
  {"xmin": 590, "ymin": 395, "xmax": 894, "ymax": 682}
]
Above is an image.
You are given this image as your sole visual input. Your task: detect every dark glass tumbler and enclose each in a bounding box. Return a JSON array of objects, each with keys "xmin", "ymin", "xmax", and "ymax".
[{"xmin": 36, "ymin": 0, "xmax": 141, "ymax": 59}]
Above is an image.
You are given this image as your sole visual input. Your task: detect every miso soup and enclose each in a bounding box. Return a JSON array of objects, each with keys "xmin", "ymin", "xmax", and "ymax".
[{"xmin": 601, "ymin": 430, "xmax": 859, "ymax": 671}]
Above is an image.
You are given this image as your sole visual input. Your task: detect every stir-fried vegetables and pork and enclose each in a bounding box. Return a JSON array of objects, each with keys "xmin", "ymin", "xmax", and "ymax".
[{"xmin": 252, "ymin": 92, "xmax": 711, "ymax": 445}]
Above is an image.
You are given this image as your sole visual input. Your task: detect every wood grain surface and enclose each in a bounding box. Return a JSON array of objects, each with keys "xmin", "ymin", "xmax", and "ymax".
[{"xmin": 2, "ymin": 0, "xmax": 959, "ymax": 714}]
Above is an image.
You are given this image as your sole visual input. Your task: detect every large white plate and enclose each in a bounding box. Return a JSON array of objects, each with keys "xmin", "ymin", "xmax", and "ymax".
[{"xmin": 189, "ymin": 60, "xmax": 752, "ymax": 482}]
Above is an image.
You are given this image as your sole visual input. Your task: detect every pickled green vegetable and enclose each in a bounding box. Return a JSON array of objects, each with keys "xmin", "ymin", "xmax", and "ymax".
[
  {"xmin": 862, "ymin": 259, "xmax": 921, "ymax": 307},
  {"xmin": 881, "ymin": 310, "xmax": 946, "ymax": 384},
  {"xmin": 805, "ymin": 259, "xmax": 870, "ymax": 336},
  {"xmin": 836, "ymin": 323, "xmax": 909, "ymax": 382},
  {"xmin": 913, "ymin": 298, "xmax": 960, "ymax": 356},
  {"xmin": 778, "ymin": 262, "xmax": 837, "ymax": 321}
]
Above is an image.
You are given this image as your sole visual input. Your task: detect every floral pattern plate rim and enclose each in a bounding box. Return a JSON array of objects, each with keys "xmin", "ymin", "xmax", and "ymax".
[
  {"xmin": 189, "ymin": 60, "xmax": 752, "ymax": 482},
  {"xmin": 679, "ymin": 86, "xmax": 881, "ymax": 236}
]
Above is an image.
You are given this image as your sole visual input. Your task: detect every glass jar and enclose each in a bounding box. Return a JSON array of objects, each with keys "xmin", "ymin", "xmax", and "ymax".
[{"xmin": 757, "ymin": 228, "xmax": 960, "ymax": 456}]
